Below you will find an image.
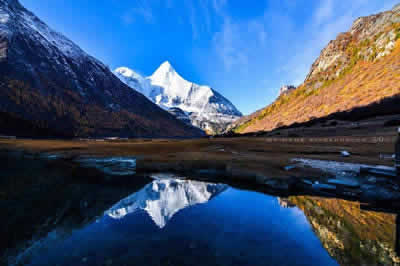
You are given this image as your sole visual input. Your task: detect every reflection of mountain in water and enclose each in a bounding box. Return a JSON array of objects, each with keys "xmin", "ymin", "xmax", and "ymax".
[
  {"xmin": 105, "ymin": 179, "xmax": 228, "ymax": 228},
  {"xmin": 289, "ymin": 196, "xmax": 400, "ymax": 265}
]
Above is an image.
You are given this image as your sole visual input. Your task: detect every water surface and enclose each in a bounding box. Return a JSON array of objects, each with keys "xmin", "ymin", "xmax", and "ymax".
[
  {"xmin": 21, "ymin": 178, "xmax": 338, "ymax": 266},
  {"xmin": 10, "ymin": 176, "xmax": 400, "ymax": 266}
]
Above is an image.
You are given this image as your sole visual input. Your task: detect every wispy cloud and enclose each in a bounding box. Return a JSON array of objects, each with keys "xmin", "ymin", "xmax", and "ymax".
[
  {"xmin": 313, "ymin": 0, "xmax": 334, "ymax": 26},
  {"xmin": 212, "ymin": 0, "xmax": 227, "ymax": 16},
  {"xmin": 212, "ymin": 13, "xmax": 268, "ymax": 72},
  {"xmin": 115, "ymin": 0, "xmax": 398, "ymax": 113},
  {"xmin": 280, "ymin": 0, "xmax": 399, "ymax": 86},
  {"xmin": 185, "ymin": 0, "xmax": 224, "ymax": 40},
  {"xmin": 121, "ymin": 0, "xmax": 154, "ymax": 25},
  {"xmin": 213, "ymin": 19, "xmax": 249, "ymax": 71},
  {"xmin": 185, "ymin": 1, "xmax": 200, "ymax": 40}
]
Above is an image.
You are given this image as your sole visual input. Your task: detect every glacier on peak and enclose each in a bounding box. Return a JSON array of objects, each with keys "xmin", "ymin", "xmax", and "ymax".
[
  {"xmin": 114, "ymin": 62, "xmax": 242, "ymax": 134},
  {"xmin": 105, "ymin": 178, "xmax": 228, "ymax": 228}
]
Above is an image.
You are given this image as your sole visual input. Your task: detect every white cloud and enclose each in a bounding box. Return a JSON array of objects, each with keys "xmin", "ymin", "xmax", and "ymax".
[
  {"xmin": 117, "ymin": 0, "xmax": 399, "ymax": 113},
  {"xmin": 185, "ymin": 0, "xmax": 226, "ymax": 40},
  {"xmin": 248, "ymin": 20, "xmax": 267, "ymax": 45},
  {"xmin": 212, "ymin": 0, "xmax": 227, "ymax": 15},
  {"xmin": 211, "ymin": 9, "xmax": 269, "ymax": 72},
  {"xmin": 121, "ymin": 0, "xmax": 154, "ymax": 25},
  {"xmin": 185, "ymin": 1, "xmax": 200, "ymax": 40},
  {"xmin": 313, "ymin": 0, "xmax": 334, "ymax": 26},
  {"xmin": 213, "ymin": 19, "xmax": 249, "ymax": 71}
]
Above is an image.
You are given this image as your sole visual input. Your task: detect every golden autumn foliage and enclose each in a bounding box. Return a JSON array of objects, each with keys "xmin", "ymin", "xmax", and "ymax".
[
  {"xmin": 235, "ymin": 40, "xmax": 400, "ymax": 134},
  {"xmin": 290, "ymin": 196, "xmax": 399, "ymax": 265}
]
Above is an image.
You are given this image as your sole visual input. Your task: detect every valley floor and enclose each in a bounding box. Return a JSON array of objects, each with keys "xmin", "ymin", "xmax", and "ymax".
[
  {"xmin": 1, "ymin": 131, "xmax": 400, "ymax": 263},
  {"xmin": 0, "ymin": 130, "xmax": 397, "ymax": 182}
]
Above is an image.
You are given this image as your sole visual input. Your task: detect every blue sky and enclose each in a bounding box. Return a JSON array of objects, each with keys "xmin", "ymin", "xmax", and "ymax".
[{"xmin": 21, "ymin": 0, "xmax": 398, "ymax": 115}]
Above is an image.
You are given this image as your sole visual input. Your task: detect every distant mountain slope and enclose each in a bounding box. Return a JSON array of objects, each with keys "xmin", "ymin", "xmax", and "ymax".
[
  {"xmin": 234, "ymin": 4, "xmax": 400, "ymax": 134},
  {"xmin": 115, "ymin": 62, "xmax": 242, "ymax": 135},
  {"xmin": 0, "ymin": 0, "xmax": 203, "ymax": 138}
]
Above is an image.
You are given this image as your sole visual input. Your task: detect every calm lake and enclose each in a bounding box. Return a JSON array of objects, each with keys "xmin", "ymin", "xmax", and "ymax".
[{"xmin": 10, "ymin": 176, "xmax": 399, "ymax": 266}]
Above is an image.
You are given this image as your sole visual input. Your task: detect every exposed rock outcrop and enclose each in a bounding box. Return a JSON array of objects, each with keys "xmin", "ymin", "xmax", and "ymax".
[
  {"xmin": 279, "ymin": 85, "xmax": 296, "ymax": 96},
  {"xmin": 306, "ymin": 5, "xmax": 400, "ymax": 86}
]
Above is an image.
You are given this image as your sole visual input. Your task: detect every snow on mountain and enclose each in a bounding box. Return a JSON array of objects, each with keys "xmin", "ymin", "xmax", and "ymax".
[
  {"xmin": 168, "ymin": 107, "xmax": 192, "ymax": 125},
  {"xmin": 1, "ymin": 0, "xmax": 90, "ymax": 63},
  {"xmin": 114, "ymin": 62, "xmax": 242, "ymax": 134},
  {"xmin": 113, "ymin": 67, "xmax": 154, "ymax": 99},
  {"xmin": 105, "ymin": 179, "xmax": 228, "ymax": 228}
]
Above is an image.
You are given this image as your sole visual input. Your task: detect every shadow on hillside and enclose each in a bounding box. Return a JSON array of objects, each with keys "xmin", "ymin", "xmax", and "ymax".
[{"xmin": 223, "ymin": 94, "xmax": 400, "ymax": 137}]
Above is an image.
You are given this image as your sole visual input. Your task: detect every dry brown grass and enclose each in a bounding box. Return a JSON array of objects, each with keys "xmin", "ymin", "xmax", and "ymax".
[
  {"xmin": 0, "ymin": 136, "xmax": 395, "ymax": 181},
  {"xmin": 238, "ymin": 41, "xmax": 400, "ymax": 133}
]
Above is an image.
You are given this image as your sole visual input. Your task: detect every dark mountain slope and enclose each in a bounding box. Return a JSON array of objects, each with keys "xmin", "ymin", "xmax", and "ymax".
[{"xmin": 0, "ymin": 0, "xmax": 204, "ymax": 138}]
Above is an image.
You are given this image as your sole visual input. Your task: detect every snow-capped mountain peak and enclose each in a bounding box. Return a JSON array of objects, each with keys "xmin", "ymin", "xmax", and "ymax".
[
  {"xmin": 154, "ymin": 60, "xmax": 175, "ymax": 75},
  {"xmin": 114, "ymin": 62, "xmax": 242, "ymax": 134},
  {"xmin": 150, "ymin": 61, "xmax": 193, "ymax": 101},
  {"xmin": 115, "ymin": 67, "xmax": 141, "ymax": 80},
  {"xmin": 150, "ymin": 61, "xmax": 178, "ymax": 85},
  {"xmin": 114, "ymin": 66, "xmax": 154, "ymax": 98}
]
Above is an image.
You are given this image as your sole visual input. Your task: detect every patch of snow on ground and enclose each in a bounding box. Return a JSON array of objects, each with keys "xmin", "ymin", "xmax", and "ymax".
[{"xmin": 292, "ymin": 158, "xmax": 395, "ymax": 176}]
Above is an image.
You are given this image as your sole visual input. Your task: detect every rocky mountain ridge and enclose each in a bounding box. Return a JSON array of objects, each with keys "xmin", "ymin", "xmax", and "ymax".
[
  {"xmin": 306, "ymin": 4, "xmax": 400, "ymax": 86},
  {"xmin": 115, "ymin": 62, "xmax": 242, "ymax": 135},
  {"xmin": 233, "ymin": 4, "xmax": 400, "ymax": 134}
]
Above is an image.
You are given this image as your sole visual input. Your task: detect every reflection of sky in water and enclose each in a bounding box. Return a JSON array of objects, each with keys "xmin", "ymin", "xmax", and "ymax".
[{"xmin": 27, "ymin": 179, "xmax": 338, "ymax": 266}]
